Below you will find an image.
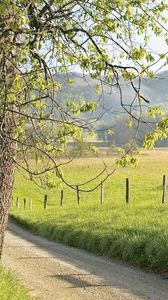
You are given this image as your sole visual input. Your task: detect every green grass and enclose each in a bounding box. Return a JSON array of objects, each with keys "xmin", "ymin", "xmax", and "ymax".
[
  {"xmin": 0, "ymin": 266, "xmax": 29, "ymax": 300},
  {"xmin": 10, "ymin": 149, "xmax": 168, "ymax": 273}
]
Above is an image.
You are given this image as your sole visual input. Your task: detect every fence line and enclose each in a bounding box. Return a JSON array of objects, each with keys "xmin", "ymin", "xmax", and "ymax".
[
  {"xmin": 126, "ymin": 178, "xmax": 129, "ymax": 204},
  {"xmin": 60, "ymin": 190, "xmax": 64, "ymax": 206},
  {"xmin": 44, "ymin": 194, "xmax": 47, "ymax": 209},
  {"xmin": 13, "ymin": 175, "xmax": 167, "ymax": 209},
  {"xmin": 100, "ymin": 181, "xmax": 104, "ymax": 205},
  {"xmin": 162, "ymin": 175, "xmax": 166, "ymax": 203}
]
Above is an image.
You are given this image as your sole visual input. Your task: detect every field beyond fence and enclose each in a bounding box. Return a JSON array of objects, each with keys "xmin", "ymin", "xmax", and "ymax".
[{"xmin": 12, "ymin": 173, "xmax": 167, "ymax": 209}]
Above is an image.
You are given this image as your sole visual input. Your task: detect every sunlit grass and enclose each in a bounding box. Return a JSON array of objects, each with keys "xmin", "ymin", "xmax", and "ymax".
[
  {"xmin": 0, "ymin": 266, "xmax": 29, "ymax": 300},
  {"xmin": 10, "ymin": 149, "xmax": 168, "ymax": 273}
]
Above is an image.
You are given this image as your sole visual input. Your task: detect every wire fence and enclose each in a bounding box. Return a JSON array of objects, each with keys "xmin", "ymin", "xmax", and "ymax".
[{"xmin": 12, "ymin": 174, "xmax": 167, "ymax": 210}]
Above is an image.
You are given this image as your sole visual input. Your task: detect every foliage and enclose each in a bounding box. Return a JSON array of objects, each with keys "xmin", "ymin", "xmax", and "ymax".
[
  {"xmin": 116, "ymin": 140, "xmax": 140, "ymax": 167},
  {"xmin": 144, "ymin": 117, "xmax": 168, "ymax": 149},
  {"xmin": 11, "ymin": 150, "xmax": 168, "ymax": 273},
  {"xmin": 1, "ymin": 0, "xmax": 168, "ymax": 184},
  {"xmin": 66, "ymin": 100, "xmax": 98, "ymax": 115}
]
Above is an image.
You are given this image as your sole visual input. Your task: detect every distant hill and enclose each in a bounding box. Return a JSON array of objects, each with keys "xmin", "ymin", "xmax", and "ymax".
[
  {"xmin": 55, "ymin": 70, "xmax": 168, "ymax": 113},
  {"xmin": 141, "ymin": 71, "xmax": 168, "ymax": 108},
  {"xmin": 53, "ymin": 70, "xmax": 168, "ymax": 146}
]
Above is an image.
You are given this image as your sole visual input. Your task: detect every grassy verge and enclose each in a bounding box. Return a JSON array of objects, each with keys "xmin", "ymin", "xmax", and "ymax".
[
  {"xmin": 10, "ymin": 149, "xmax": 168, "ymax": 273},
  {"xmin": 0, "ymin": 266, "xmax": 29, "ymax": 300}
]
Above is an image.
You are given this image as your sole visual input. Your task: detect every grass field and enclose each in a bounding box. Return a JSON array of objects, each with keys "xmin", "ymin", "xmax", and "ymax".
[
  {"xmin": 0, "ymin": 266, "xmax": 29, "ymax": 300},
  {"xmin": 10, "ymin": 149, "xmax": 168, "ymax": 273}
]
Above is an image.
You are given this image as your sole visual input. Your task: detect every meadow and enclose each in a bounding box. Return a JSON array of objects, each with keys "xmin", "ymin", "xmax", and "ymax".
[
  {"xmin": 0, "ymin": 266, "xmax": 29, "ymax": 300},
  {"xmin": 10, "ymin": 149, "xmax": 168, "ymax": 273}
]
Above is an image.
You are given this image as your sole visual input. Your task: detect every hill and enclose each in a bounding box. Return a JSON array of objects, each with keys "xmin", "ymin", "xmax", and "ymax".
[
  {"xmin": 56, "ymin": 70, "xmax": 168, "ymax": 112},
  {"xmin": 54, "ymin": 71, "xmax": 168, "ymax": 146}
]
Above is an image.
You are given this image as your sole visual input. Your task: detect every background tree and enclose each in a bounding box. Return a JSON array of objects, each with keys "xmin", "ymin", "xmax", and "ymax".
[{"xmin": 0, "ymin": 0, "xmax": 168, "ymax": 257}]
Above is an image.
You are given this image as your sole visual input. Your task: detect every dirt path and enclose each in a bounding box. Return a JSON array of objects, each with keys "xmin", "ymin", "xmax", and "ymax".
[{"xmin": 2, "ymin": 223, "xmax": 168, "ymax": 300}]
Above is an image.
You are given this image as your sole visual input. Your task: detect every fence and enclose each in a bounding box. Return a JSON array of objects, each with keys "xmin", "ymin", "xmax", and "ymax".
[{"xmin": 12, "ymin": 174, "xmax": 167, "ymax": 210}]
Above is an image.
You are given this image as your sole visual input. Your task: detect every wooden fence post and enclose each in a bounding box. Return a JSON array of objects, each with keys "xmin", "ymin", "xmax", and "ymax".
[
  {"xmin": 44, "ymin": 194, "xmax": 48, "ymax": 209},
  {"xmin": 126, "ymin": 178, "xmax": 129, "ymax": 204},
  {"xmin": 30, "ymin": 199, "xmax": 32, "ymax": 210},
  {"xmin": 23, "ymin": 198, "xmax": 26, "ymax": 209},
  {"xmin": 60, "ymin": 190, "xmax": 64, "ymax": 206},
  {"xmin": 16, "ymin": 197, "xmax": 19, "ymax": 208},
  {"xmin": 162, "ymin": 175, "xmax": 166, "ymax": 204},
  {"xmin": 100, "ymin": 181, "xmax": 104, "ymax": 205},
  {"xmin": 76, "ymin": 185, "xmax": 80, "ymax": 205}
]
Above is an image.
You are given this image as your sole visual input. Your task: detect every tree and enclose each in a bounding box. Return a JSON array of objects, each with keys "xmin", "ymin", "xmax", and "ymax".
[{"xmin": 0, "ymin": 0, "xmax": 168, "ymax": 257}]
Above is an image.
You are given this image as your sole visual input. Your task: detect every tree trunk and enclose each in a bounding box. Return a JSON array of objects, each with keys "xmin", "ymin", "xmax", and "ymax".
[
  {"xmin": 0, "ymin": 113, "xmax": 15, "ymax": 258},
  {"xmin": 0, "ymin": 6, "xmax": 19, "ymax": 258}
]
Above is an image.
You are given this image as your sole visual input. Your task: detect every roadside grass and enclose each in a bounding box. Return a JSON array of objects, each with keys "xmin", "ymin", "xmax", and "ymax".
[
  {"xmin": 0, "ymin": 266, "xmax": 29, "ymax": 300},
  {"xmin": 10, "ymin": 149, "xmax": 168, "ymax": 273}
]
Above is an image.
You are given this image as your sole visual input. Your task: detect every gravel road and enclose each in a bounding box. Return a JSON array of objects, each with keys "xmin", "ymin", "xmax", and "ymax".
[{"xmin": 2, "ymin": 222, "xmax": 168, "ymax": 300}]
